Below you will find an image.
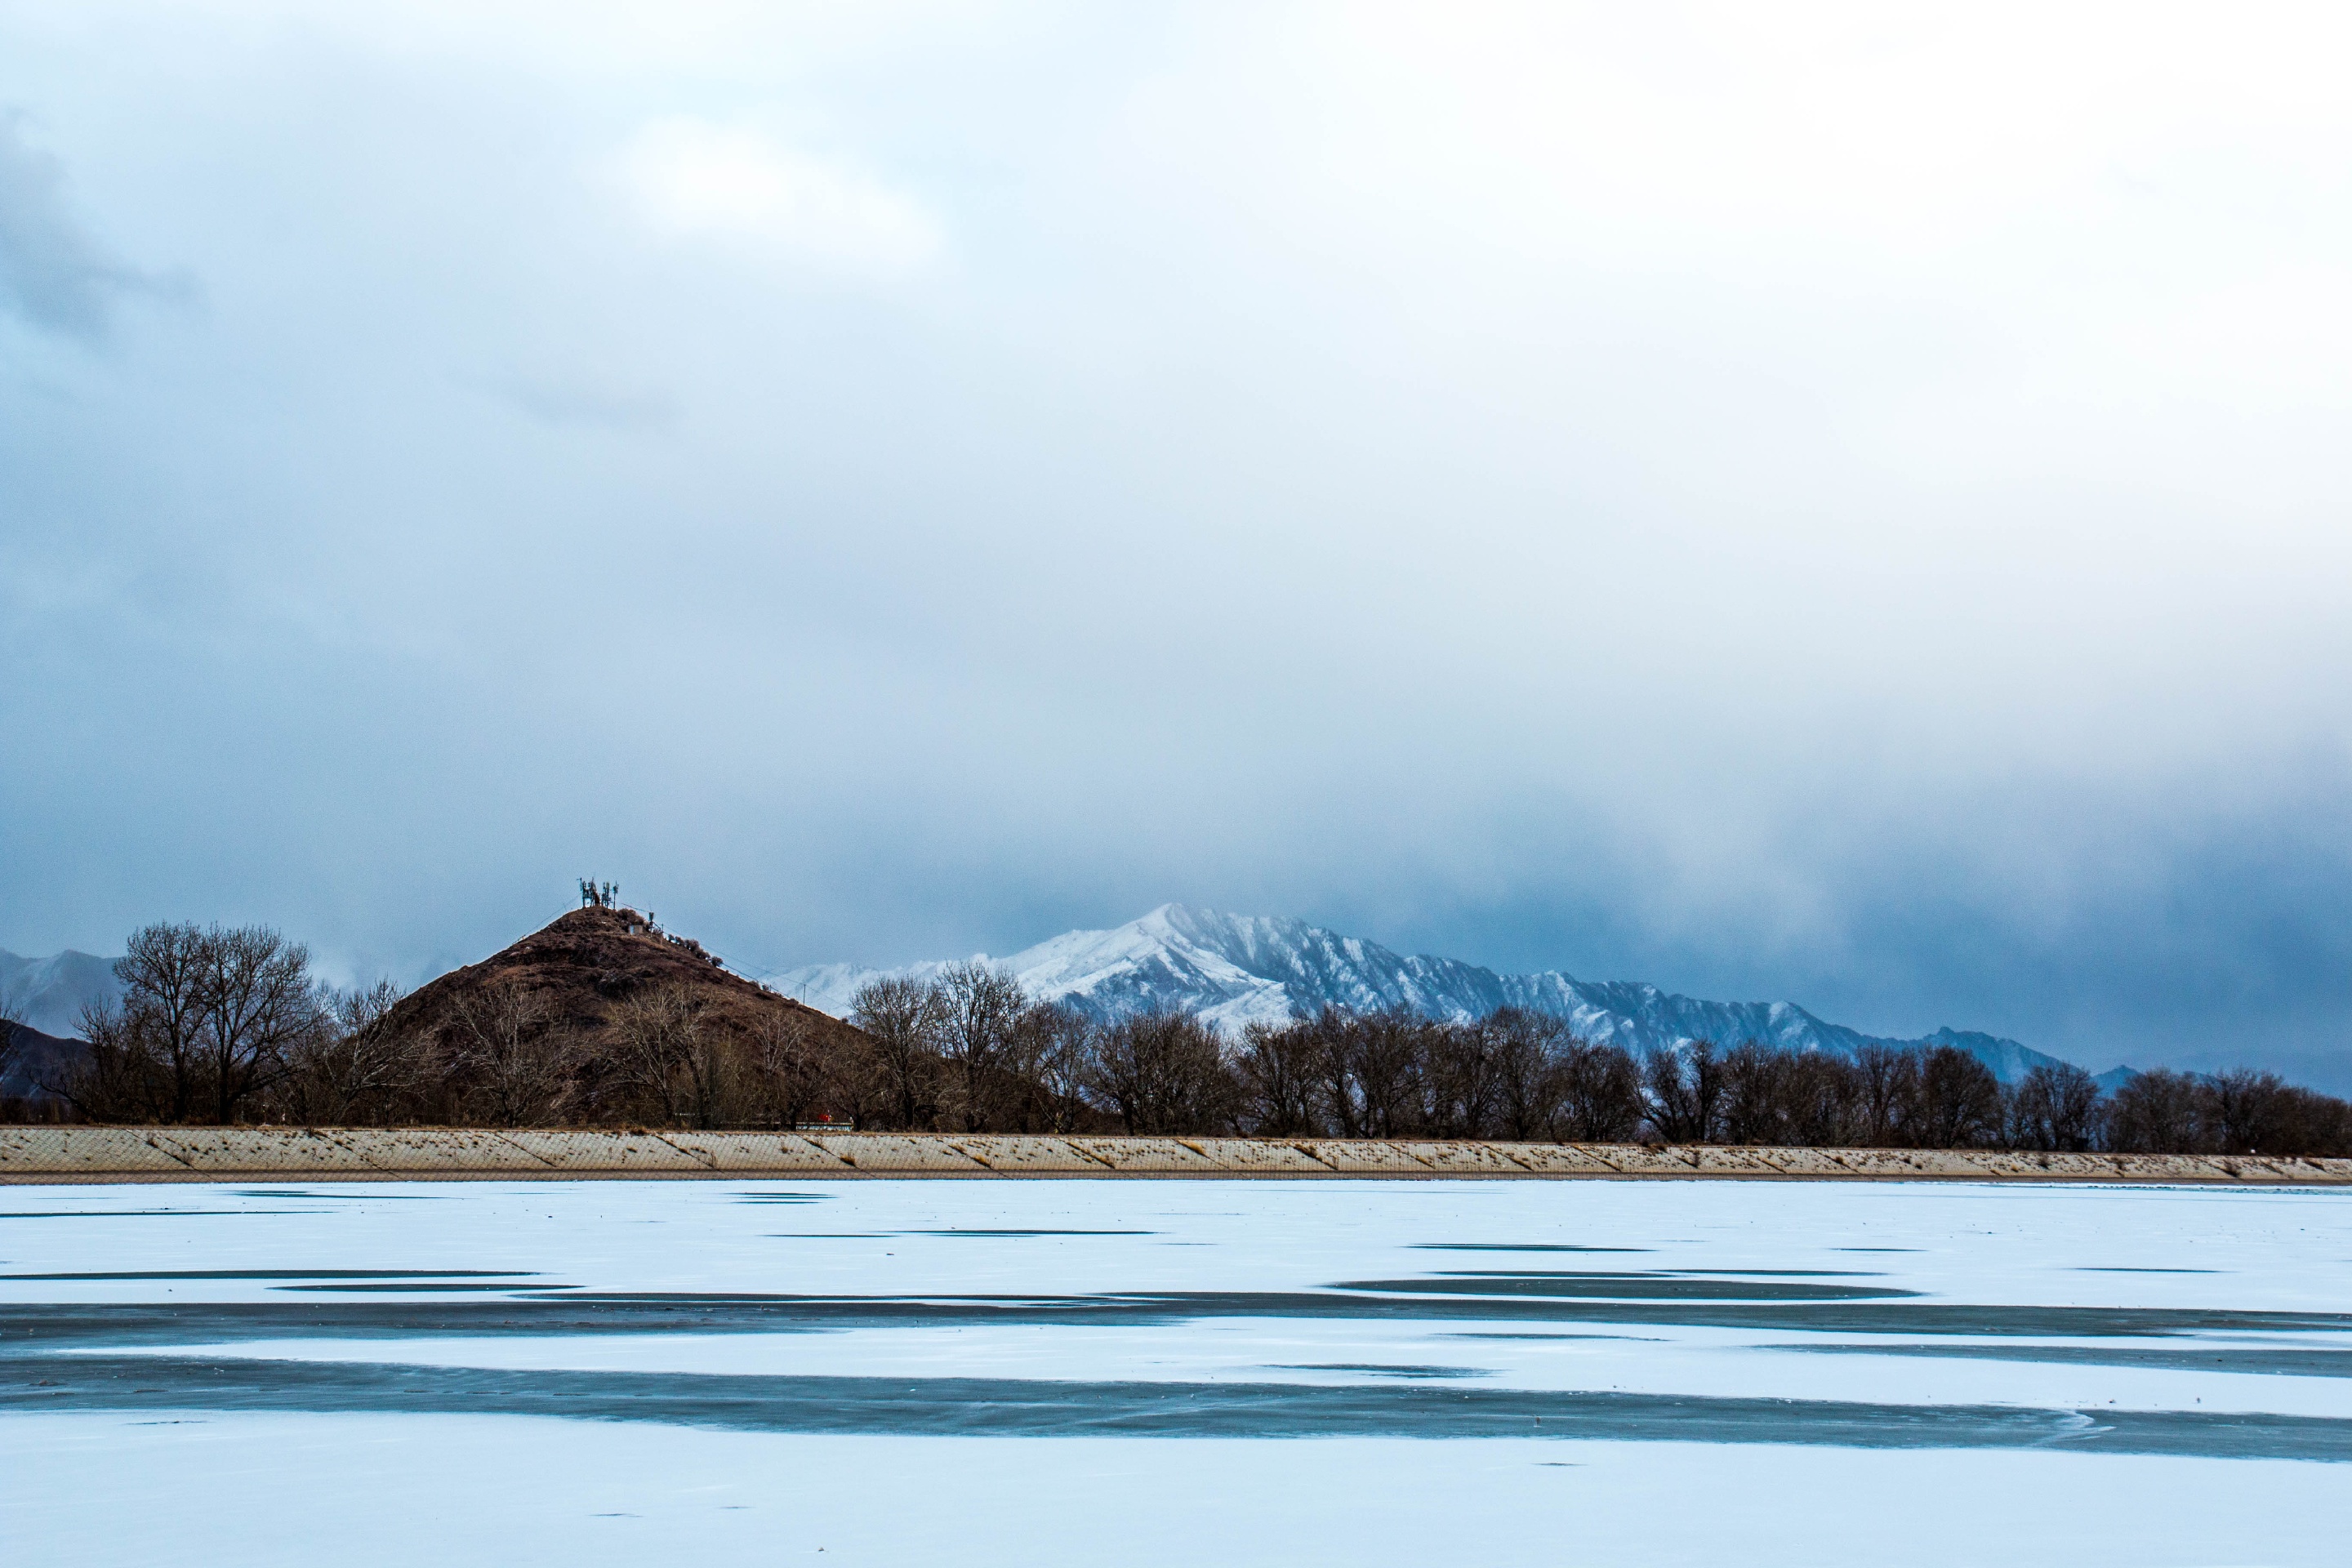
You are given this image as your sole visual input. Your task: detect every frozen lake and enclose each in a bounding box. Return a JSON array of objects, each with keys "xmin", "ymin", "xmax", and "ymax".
[{"xmin": 4, "ymin": 1178, "xmax": 2349, "ymax": 1566}]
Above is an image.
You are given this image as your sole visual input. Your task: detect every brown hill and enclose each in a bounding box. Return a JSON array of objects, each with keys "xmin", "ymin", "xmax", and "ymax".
[
  {"xmin": 376, "ymin": 905, "xmax": 869, "ymax": 1125},
  {"xmin": 3, "ymin": 1021, "xmax": 89, "ymax": 1103}
]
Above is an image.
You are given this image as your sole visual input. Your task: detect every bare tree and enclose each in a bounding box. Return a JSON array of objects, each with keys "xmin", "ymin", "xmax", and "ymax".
[
  {"xmin": 1906, "ymin": 1045, "xmax": 2004, "ymax": 1148},
  {"xmin": 1422, "ymin": 1018, "xmax": 1503, "ymax": 1138},
  {"xmin": 56, "ymin": 923, "xmax": 320, "ymax": 1124},
  {"xmin": 2265, "ymin": 1084, "xmax": 2352, "ymax": 1156},
  {"xmin": 1643, "ymin": 1040, "xmax": 1725, "ymax": 1143},
  {"xmin": 851, "ymin": 975, "xmax": 942, "ymax": 1131},
  {"xmin": 2005, "ymin": 1062, "xmax": 2103, "ymax": 1152},
  {"xmin": 0, "ymin": 983, "xmax": 24, "ymax": 1098},
  {"xmin": 1318, "ymin": 1009, "xmax": 1424, "ymax": 1138},
  {"xmin": 195, "ymin": 925, "xmax": 324, "ymax": 1123},
  {"xmin": 1780, "ymin": 1050, "xmax": 1863, "ymax": 1147},
  {"xmin": 1002, "ymin": 1001, "xmax": 1096, "ymax": 1134},
  {"xmin": 1555, "ymin": 1037, "xmax": 1645, "ymax": 1143},
  {"xmin": 1087, "ymin": 1008, "xmax": 1238, "ymax": 1134},
  {"xmin": 2198, "ymin": 1067, "xmax": 2297, "ymax": 1155},
  {"xmin": 612, "ymin": 983, "xmax": 734, "ymax": 1128},
  {"xmin": 279, "ymin": 979, "xmax": 417, "ymax": 1124},
  {"xmin": 1485, "ymin": 1009, "xmax": 1567, "ymax": 1142},
  {"xmin": 1852, "ymin": 1042, "xmax": 1917, "ymax": 1147},
  {"xmin": 2105, "ymin": 1068, "xmax": 2203, "ymax": 1153},
  {"xmin": 1719, "ymin": 1040, "xmax": 1789, "ymax": 1145},
  {"xmin": 1309, "ymin": 1009, "xmax": 1366, "ymax": 1136},
  {"xmin": 55, "ymin": 999, "xmax": 159, "ymax": 1121},
  {"xmin": 1236, "ymin": 1014, "xmax": 1328, "ymax": 1136},
  {"xmin": 444, "ymin": 981, "xmax": 577, "ymax": 1126},
  {"xmin": 1034, "ymin": 1004, "xmax": 1101, "ymax": 1133},
  {"xmin": 933, "ymin": 962, "xmax": 1029, "ymax": 1133},
  {"xmin": 743, "ymin": 1006, "xmax": 832, "ymax": 1129},
  {"xmin": 110, "ymin": 923, "xmax": 215, "ymax": 1121}
]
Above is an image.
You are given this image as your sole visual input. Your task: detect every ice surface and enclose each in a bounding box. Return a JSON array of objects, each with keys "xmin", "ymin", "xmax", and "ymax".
[{"xmin": 3, "ymin": 1178, "xmax": 2348, "ymax": 1565}]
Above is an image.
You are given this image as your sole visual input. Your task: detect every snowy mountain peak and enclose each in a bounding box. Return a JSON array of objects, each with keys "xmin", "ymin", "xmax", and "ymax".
[{"xmin": 773, "ymin": 906, "xmax": 2075, "ymax": 1083}]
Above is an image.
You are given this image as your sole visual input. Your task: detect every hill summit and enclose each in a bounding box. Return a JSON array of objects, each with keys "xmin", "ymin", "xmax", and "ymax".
[{"xmin": 381, "ymin": 903, "xmax": 865, "ymax": 1070}]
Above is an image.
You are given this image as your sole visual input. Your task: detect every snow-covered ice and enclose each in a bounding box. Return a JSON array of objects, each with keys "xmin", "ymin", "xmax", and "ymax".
[{"xmin": 3, "ymin": 1178, "xmax": 2347, "ymax": 1566}]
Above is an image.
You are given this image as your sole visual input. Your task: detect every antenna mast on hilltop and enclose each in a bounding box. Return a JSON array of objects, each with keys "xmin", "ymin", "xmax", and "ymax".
[{"xmin": 578, "ymin": 878, "xmax": 620, "ymax": 910}]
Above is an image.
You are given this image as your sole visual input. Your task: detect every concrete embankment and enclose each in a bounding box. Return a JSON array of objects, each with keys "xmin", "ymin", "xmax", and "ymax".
[{"xmin": 1, "ymin": 1126, "xmax": 2348, "ymax": 1183}]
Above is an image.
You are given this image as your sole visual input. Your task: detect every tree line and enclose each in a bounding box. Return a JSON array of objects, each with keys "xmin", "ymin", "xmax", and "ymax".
[
  {"xmin": 28, "ymin": 922, "xmax": 842, "ymax": 1131},
  {"xmin": 845, "ymin": 987, "xmax": 2348, "ymax": 1156},
  {"xmin": 11, "ymin": 921, "xmax": 2350, "ymax": 1156}
]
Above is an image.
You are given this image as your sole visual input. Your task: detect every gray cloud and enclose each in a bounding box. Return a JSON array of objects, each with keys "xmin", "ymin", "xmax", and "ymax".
[
  {"xmin": 3, "ymin": 5, "xmax": 2351, "ymax": 1093},
  {"xmin": 0, "ymin": 113, "xmax": 160, "ymax": 340},
  {"xmin": 470, "ymin": 372, "xmax": 679, "ymax": 432}
]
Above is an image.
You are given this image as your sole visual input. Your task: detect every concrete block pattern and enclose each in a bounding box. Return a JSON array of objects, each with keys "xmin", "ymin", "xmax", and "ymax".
[
  {"xmin": 2268, "ymin": 1156, "xmax": 2352, "ymax": 1182},
  {"xmin": 814, "ymin": 1134, "xmax": 990, "ymax": 1172},
  {"xmin": 1748, "ymin": 1147, "xmax": 1855, "ymax": 1177},
  {"xmin": 656, "ymin": 1133, "xmax": 852, "ymax": 1172},
  {"xmin": 150, "ymin": 1128, "xmax": 383, "ymax": 1174},
  {"xmin": 499, "ymin": 1129, "xmax": 712, "ymax": 1172},
  {"xmin": 1181, "ymin": 1138, "xmax": 1333, "ymax": 1174},
  {"xmin": 1686, "ymin": 1147, "xmax": 1790, "ymax": 1176},
  {"xmin": 1075, "ymin": 1138, "xmax": 1224, "ymax": 1173},
  {"xmin": 1961, "ymin": 1152, "xmax": 2121, "ymax": 1180},
  {"xmin": 0, "ymin": 1128, "xmax": 193, "ymax": 1175},
  {"xmin": 1592, "ymin": 1145, "xmax": 1702, "ymax": 1175},
  {"xmin": 1293, "ymin": 1139, "xmax": 1436, "ymax": 1174},
  {"xmin": 947, "ymin": 1137, "xmax": 1107, "ymax": 1174},
  {"xmin": 2212, "ymin": 1156, "xmax": 2352, "ymax": 1183},
  {"xmin": 1824, "ymin": 1148, "xmax": 1997, "ymax": 1178},
  {"xmin": 1396, "ymin": 1141, "xmax": 1530, "ymax": 1175},
  {"xmin": 332, "ymin": 1129, "xmax": 548, "ymax": 1172},
  {"xmin": 2, "ymin": 1126, "xmax": 2346, "ymax": 1183},
  {"xmin": 2144, "ymin": 1152, "xmax": 2277, "ymax": 1179},
  {"xmin": 1493, "ymin": 1143, "xmax": 1627, "ymax": 1175}
]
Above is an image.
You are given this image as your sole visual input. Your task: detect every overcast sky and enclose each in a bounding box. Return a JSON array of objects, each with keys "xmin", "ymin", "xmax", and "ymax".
[{"xmin": 5, "ymin": 2, "xmax": 2352, "ymax": 1085}]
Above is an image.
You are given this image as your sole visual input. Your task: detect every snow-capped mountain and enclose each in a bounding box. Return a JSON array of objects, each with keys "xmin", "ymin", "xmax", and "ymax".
[{"xmin": 774, "ymin": 904, "xmax": 2080, "ymax": 1084}]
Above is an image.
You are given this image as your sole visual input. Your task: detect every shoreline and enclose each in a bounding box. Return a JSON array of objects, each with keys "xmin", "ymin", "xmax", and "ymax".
[{"xmin": 2, "ymin": 1126, "xmax": 2348, "ymax": 1184}]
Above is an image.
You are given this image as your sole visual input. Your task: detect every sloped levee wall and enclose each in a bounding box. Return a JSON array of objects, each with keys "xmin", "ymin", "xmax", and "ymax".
[{"xmin": 1, "ymin": 1126, "xmax": 2348, "ymax": 1183}]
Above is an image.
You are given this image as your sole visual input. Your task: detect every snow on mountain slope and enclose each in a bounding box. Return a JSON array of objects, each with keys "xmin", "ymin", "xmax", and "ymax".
[
  {"xmin": 0, "ymin": 949, "xmax": 121, "ymax": 1039},
  {"xmin": 774, "ymin": 905, "xmax": 2078, "ymax": 1084}
]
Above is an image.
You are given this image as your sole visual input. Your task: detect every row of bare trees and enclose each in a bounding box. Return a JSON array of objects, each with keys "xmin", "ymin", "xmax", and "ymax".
[
  {"xmin": 24, "ymin": 924, "xmax": 2352, "ymax": 1152},
  {"xmin": 2098, "ymin": 1065, "xmax": 2352, "ymax": 1156},
  {"xmin": 52, "ymin": 924, "xmax": 407, "ymax": 1125},
  {"xmin": 842, "ymin": 983, "xmax": 2352, "ymax": 1154}
]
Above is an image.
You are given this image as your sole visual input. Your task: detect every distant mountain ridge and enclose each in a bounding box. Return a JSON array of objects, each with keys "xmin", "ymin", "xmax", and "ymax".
[
  {"xmin": 0, "ymin": 949, "xmax": 121, "ymax": 1038},
  {"xmin": 777, "ymin": 903, "xmax": 2087, "ymax": 1085}
]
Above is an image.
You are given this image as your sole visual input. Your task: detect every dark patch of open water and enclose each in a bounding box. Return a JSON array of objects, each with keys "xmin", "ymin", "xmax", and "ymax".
[
  {"xmin": 1410, "ymin": 1244, "xmax": 1649, "ymax": 1253},
  {"xmin": 270, "ymin": 1283, "xmax": 580, "ymax": 1294},
  {"xmin": 1271, "ymin": 1363, "xmax": 1489, "ymax": 1379},
  {"xmin": 2, "ymin": 1270, "xmax": 535, "ymax": 1282},
  {"xmin": 1343, "ymin": 1273, "xmax": 1917, "ymax": 1301},
  {"xmin": 11, "ymin": 1292, "xmax": 2352, "ymax": 1345},
  {"xmin": 1776, "ymin": 1343, "xmax": 2352, "ymax": 1379},
  {"xmin": 907, "ymin": 1229, "xmax": 1158, "ymax": 1237},
  {"xmin": 6, "ymin": 1358, "xmax": 2343, "ymax": 1459}
]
